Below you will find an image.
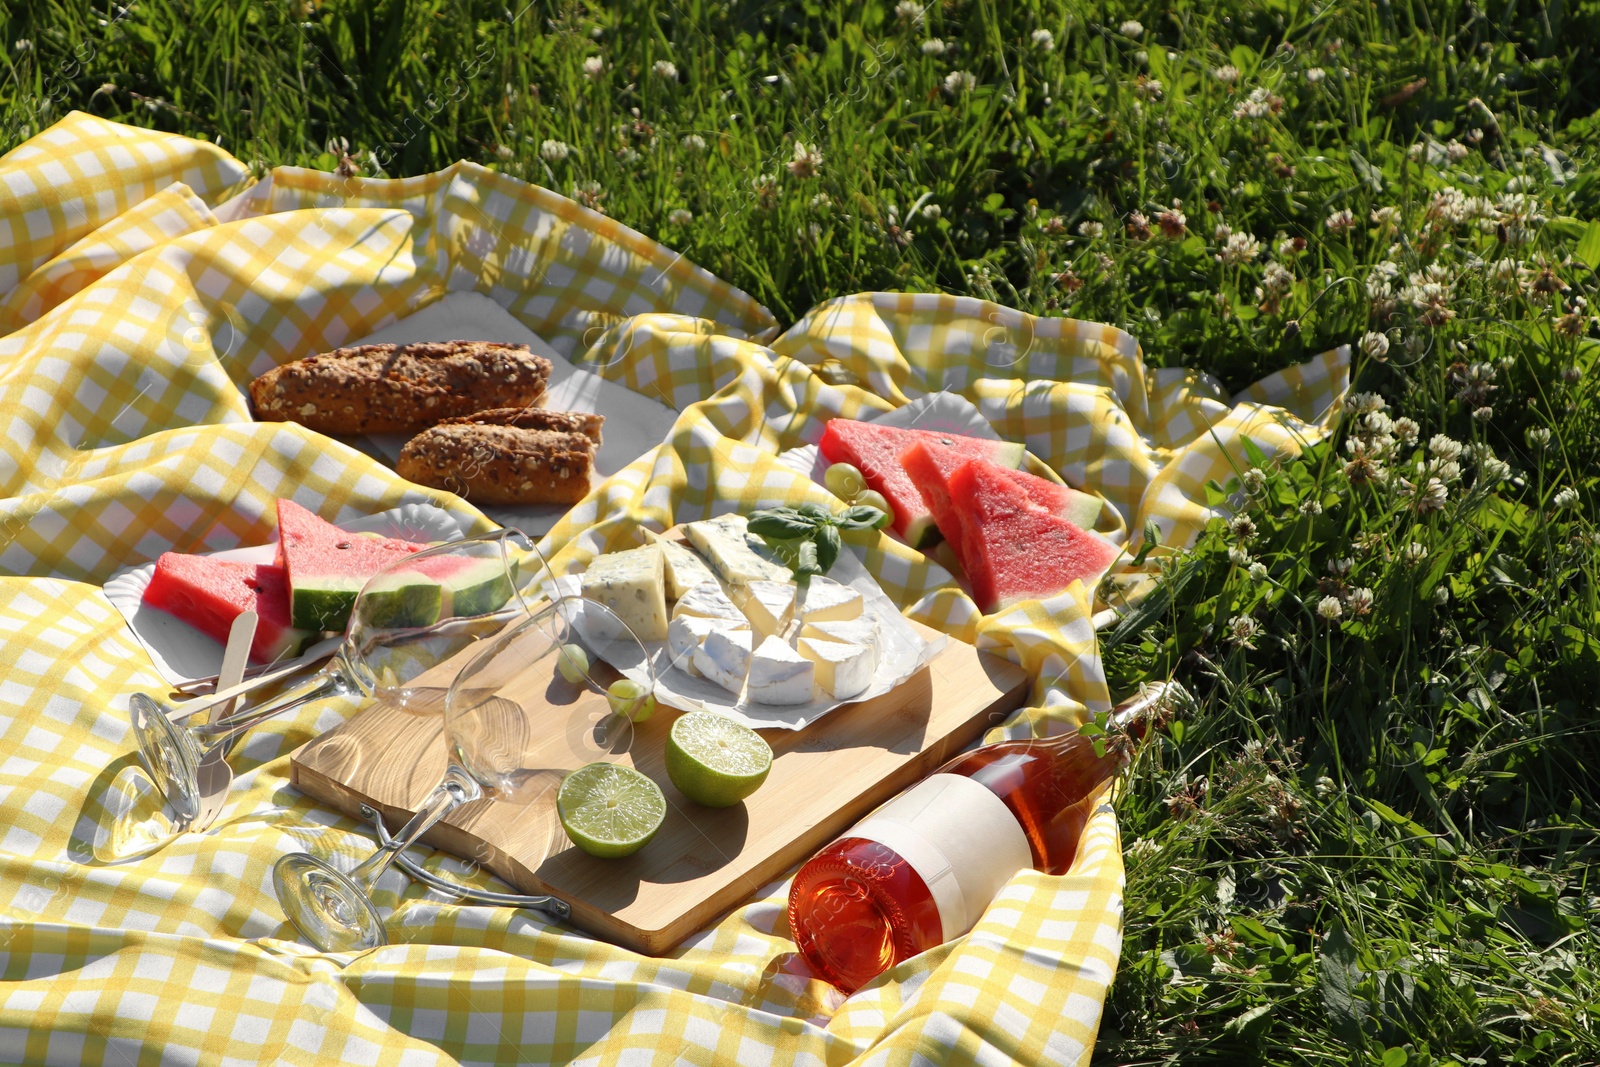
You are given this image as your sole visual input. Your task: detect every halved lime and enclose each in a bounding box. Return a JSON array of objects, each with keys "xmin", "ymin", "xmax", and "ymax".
[
  {"xmin": 557, "ymin": 763, "xmax": 666, "ymax": 858},
  {"xmin": 665, "ymin": 711, "xmax": 773, "ymax": 808}
]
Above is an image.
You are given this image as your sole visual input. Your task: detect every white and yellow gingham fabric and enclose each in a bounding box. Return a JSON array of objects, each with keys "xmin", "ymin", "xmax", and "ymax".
[{"xmin": 0, "ymin": 113, "xmax": 1347, "ymax": 1065}]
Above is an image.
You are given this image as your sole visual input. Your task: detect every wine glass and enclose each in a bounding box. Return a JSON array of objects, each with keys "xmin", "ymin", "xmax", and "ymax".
[
  {"xmin": 128, "ymin": 529, "xmax": 544, "ymax": 834},
  {"xmin": 272, "ymin": 593, "xmax": 654, "ymax": 953}
]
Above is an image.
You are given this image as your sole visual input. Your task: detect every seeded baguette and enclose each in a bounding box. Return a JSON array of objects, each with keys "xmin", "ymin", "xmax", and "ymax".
[
  {"xmin": 396, "ymin": 423, "xmax": 594, "ymax": 506},
  {"xmin": 249, "ymin": 340, "xmax": 552, "ymax": 435},
  {"xmin": 437, "ymin": 406, "xmax": 604, "ymax": 444}
]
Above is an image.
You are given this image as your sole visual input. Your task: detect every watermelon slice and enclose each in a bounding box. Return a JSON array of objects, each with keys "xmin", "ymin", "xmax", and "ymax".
[
  {"xmin": 945, "ymin": 459, "xmax": 1120, "ymax": 613},
  {"xmin": 142, "ymin": 553, "xmax": 315, "ymax": 665},
  {"xmin": 900, "ymin": 441, "xmax": 1103, "ymax": 564},
  {"xmin": 274, "ymin": 499, "xmax": 431, "ymax": 633},
  {"xmin": 372, "ymin": 553, "xmax": 517, "ymax": 626},
  {"xmin": 818, "ymin": 419, "xmax": 1026, "ymax": 547}
]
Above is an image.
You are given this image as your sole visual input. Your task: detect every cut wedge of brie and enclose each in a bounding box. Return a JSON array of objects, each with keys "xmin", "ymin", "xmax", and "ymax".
[
  {"xmin": 797, "ymin": 636, "xmax": 875, "ymax": 700},
  {"xmin": 668, "ymin": 614, "xmax": 748, "ymax": 674},
  {"xmin": 800, "ymin": 616, "xmax": 878, "ymax": 648},
  {"xmin": 671, "ymin": 580, "xmax": 746, "ymax": 624},
  {"xmin": 798, "ymin": 576, "xmax": 863, "ymax": 624},
  {"xmin": 747, "ymin": 634, "xmax": 815, "ymax": 705},
  {"xmin": 741, "ymin": 579, "xmax": 797, "ymax": 639},
  {"xmin": 693, "ymin": 627, "xmax": 753, "ymax": 696}
]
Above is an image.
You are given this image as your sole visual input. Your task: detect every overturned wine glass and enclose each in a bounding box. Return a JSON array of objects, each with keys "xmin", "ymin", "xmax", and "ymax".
[
  {"xmin": 273, "ymin": 593, "xmax": 655, "ymax": 953},
  {"xmin": 128, "ymin": 529, "xmax": 543, "ymax": 834}
]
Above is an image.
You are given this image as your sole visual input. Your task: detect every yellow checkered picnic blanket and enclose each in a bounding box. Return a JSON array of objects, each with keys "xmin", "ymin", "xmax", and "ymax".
[{"xmin": 0, "ymin": 113, "xmax": 1348, "ymax": 1065}]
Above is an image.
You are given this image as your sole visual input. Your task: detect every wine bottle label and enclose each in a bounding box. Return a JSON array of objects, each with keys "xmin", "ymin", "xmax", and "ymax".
[{"xmin": 846, "ymin": 773, "xmax": 1033, "ymax": 942}]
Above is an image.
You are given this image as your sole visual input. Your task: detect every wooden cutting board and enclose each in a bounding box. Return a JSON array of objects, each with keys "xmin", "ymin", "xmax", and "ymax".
[{"xmin": 290, "ymin": 620, "xmax": 1030, "ymax": 955}]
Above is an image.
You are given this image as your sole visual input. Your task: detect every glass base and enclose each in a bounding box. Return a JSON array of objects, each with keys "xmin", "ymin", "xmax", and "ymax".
[
  {"xmin": 129, "ymin": 693, "xmax": 204, "ymax": 828},
  {"xmin": 273, "ymin": 853, "xmax": 388, "ymax": 953}
]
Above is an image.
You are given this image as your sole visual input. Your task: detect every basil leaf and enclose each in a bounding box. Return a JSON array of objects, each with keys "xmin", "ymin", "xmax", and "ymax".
[
  {"xmin": 835, "ymin": 504, "xmax": 886, "ymax": 530},
  {"xmin": 797, "ymin": 501, "xmax": 835, "ymax": 523},
  {"xmin": 815, "ymin": 524, "xmax": 842, "ymax": 572},
  {"xmin": 795, "ymin": 537, "xmax": 823, "ymax": 577},
  {"xmin": 749, "ymin": 510, "xmax": 816, "ymax": 540}
]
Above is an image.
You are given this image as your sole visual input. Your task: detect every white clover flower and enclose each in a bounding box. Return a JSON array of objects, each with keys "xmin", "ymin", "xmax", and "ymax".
[
  {"xmin": 1230, "ymin": 514, "xmax": 1258, "ymax": 542},
  {"xmin": 944, "ymin": 70, "xmax": 977, "ymax": 95},
  {"xmin": 1328, "ymin": 557, "xmax": 1353, "ymax": 577},
  {"xmin": 1325, "ymin": 208, "xmax": 1356, "ymax": 234},
  {"xmin": 15, "ymin": 38, "xmax": 33, "ymax": 52},
  {"xmin": 1347, "ymin": 587, "xmax": 1374, "ymax": 615},
  {"xmin": 539, "ymin": 139, "xmax": 572, "ymax": 162},
  {"xmin": 1412, "ymin": 477, "xmax": 1448, "ymax": 513},
  {"xmin": 1228, "ymin": 545, "xmax": 1252, "ymax": 566},
  {"xmin": 1277, "ymin": 233, "xmax": 1303, "ymax": 257},
  {"xmin": 1526, "ymin": 426, "xmax": 1552, "ymax": 449},
  {"xmin": 1553, "ymin": 487, "xmax": 1579, "ymax": 509},
  {"xmin": 1472, "ymin": 406, "xmax": 1494, "ymax": 423},
  {"xmin": 1299, "ymin": 499, "xmax": 1324, "ymax": 515},
  {"xmin": 1213, "ymin": 64, "xmax": 1241, "ymax": 84},
  {"xmin": 1213, "ymin": 222, "xmax": 1232, "ymax": 242},
  {"xmin": 1134, "ymin": 76, "xmax": 1164, "ymax": 100},
  {"xmin": 1314, "ymin": 775, "xmax": 1336, "ymax": 797},
  {"xmin": 1242, "ymin": 468, "xmax": 1267, "ymax": 494},
  {"xmin": 1261, "ymin": 261, "xmax": 1294, "ymax": 293},
  {"xmin": 1305, "ymin": 67, "xmax": 1326, "ymax": 84},
  {"xmin": 1371, "ymin": 206, "xmax": 1401, "ymax": 227},
  {"xmin": 1247, "ymin": 562, "xmax": 1268, "ymax": 583},
  {"xmin": 1317, "ymin": 596, "xmax": 1344, "ymax": 620},
  {"xmin": 1477, "ymin": 455, "xmax": 1511, "ymax": 484},
  {"xmin": 667, "ymin": 208, "xmax": 693, "ymax": 226},
  {"xmin": 582, "ymin": 55, "xmax": 606, "ymax": 79},
  {"xmin": 921, "ymin": 38, "xmax": 947, "ymax": 55},
  {"xmin": 1446, "ymin": 140, "xmax": 1469, "ymax": 162},
  {"xmin": 1428, "ymin": 435, "xmax": 1464, "ymax": 463},
  {"xmin": 652, "ymin": 59, "xmax": 678, "ymax": 79},
  {"xmin": 1432, "ymin": 584, "xmax": 1451, "ymax": 605},
  {"xmin": 1127, "ymin": 837, "xmax": 1159, "ymax": 859},
  {"xmin": 921, "ymin": 203, "xmax": 942, "ymax": 219},
  {"xmin": 1078, "ymin": 220, "xmax": 1104, "ymax": 239},
  {"xmin": 1228, "ymin": 615, "xmax": 1261, "ymax": 648},
  {"xmin": 1348, "ymin": 391, "xmax": 1387, "ymax": 415},
  {"xmin": 787, "ymin": 141, "xmax": 823, "ymax": 179},
  {"xmin": 1391, "ymin": 417, "xmax": 1419, "ymax": 446},
  {"xmin": 682, "ymin": 133, "xmax": 707, "ymax": 152},
  {"xmin": 1360, "ymin": 331, "xmax": 1390, "ymax": 361},
  {"xmin": 494, "ymin": 143, "xmax": 514, "ymax": 161},
  {"xmin": 1216, "ymin": 231, "xmax": 1262, "ymax": 265},
  {"xmin": 1234, "ymin": 87, "xmax": 1278, "ymax": 120},
  {"xmin": 1120, "ymin": 19, "xmax": 1144, "ymax": 37},
  {"xmin": 1403, "ymin": 542, "xmax": 1429, "ymax": 564},
  {"xmin": 896, "ymin": 0, "xmax": 925, "ymax": 24},
  {"xmin": 1031, "ymin": 28, "xmax": 1055, "ymax": 51}
]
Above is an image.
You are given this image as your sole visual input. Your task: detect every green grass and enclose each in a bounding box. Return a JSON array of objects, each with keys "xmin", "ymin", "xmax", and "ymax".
[{"xmin": 3, "ymin": 1, "xmax": 1598, "ymax": 1062}]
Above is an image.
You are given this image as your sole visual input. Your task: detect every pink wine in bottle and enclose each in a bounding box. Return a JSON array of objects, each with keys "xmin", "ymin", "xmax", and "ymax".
[{"xmin": 787, "ymin": 683, "xmax": 1176, "ymax": 993}]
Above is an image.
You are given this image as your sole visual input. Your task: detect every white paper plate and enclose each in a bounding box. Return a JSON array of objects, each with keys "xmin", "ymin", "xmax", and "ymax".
[
  {"xmin": 104, "ymin": 503, "xmax": 468, "ymax": 687},
  {"xmin": 338, "ymin": 291, "xmax": 681, "ymax": 536}
]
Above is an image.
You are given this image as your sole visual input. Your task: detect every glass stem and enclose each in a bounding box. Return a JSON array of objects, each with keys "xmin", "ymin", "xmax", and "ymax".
[
  {"xmin": 191, "ymin": 670, "xmax": 348, "ymax": 750},
  {"xmin": 347, "ymin": 766, "xmax": 482, "ymax": 892}
]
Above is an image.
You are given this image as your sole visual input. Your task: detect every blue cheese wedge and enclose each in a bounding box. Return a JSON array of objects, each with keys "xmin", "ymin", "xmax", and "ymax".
[
  {"xmin": 671, "ymin": 580, "xmax": 746, "ymax": 624},
  {"xmin": 747, "ymin": 634, "xmax": 815, "ymax": 705},
  {"xmin": 741, "ymin": 579, "xmax": 797, "ymax": 639},
  {"xmin": 580, "ymin": 543, "xmax": 668, "ymax": 641},
  {"xmin": 683, "ymin": 514, "xmax": 791, "ymax": 587},
  {"xmin": 797, "ymin": 636, "xmax": 876, "ymax": 700},
  {"xmin": 798, "ymin": 576, "xmax": 864, "ymax": 624},
  {"xmin": 693, "ymin": 627, "xmax": 753, "ymax": 696},
  {"xmin": 667, "ymin": 614, "xmax": 747, "ymax": 675},
  {"xmin": 642, "ymin": 530, "xmax": 718, "ymax": 600},
  {"xmin": 800, "ymin": 617, "xmax": 878, "ymax": 649}
]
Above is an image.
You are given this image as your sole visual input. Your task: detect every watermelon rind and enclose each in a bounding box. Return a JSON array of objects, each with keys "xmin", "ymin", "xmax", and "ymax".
[
  {"xmin": 438, "ymin": 556, "xmax": 516, "ymax": 618},
  {"xmin": 353, "ymin": 571, "xmax": 445, "ymax": 631},
  {"xmin": 818, "ymin": 419, "xmax": 1025, "ymax": 548}
]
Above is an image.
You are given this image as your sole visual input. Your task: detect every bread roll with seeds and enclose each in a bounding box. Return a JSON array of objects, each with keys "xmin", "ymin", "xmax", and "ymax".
[
  {"xmin": 249, "ymin": 341, "xmax": 552, "ymax": 435},
  {"xmin": 437, "ymin": 406, "xmax": 603, "ymax": 444},
  {"xmin": 396, "ymin": 424, "xmax": 595, "ymax": 506}
]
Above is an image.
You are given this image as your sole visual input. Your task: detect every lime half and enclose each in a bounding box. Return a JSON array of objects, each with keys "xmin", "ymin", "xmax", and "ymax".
[
  {"xmin": 666, "ymin": 711, "xmax": 773, "ymax": 808},
  {"xmin": 557, "ymin": 763, "xmax": 666, "ymax": 858}
]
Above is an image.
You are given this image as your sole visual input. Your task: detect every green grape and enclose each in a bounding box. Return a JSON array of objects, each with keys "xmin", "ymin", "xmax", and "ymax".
[
  {"xmin": 824, "ymin": 463, "xmax": 867, "ymax": 501},
  {"xmin": 557, "ymin": 644, "xmax": 590, "ymax": 683},
  {"xmin": 607, "ymin": 678, "xmax": 656, "ymax": 722},
  {"xmin": 854, "ymin": 490, "xmax": 894, "ymax": 528}
]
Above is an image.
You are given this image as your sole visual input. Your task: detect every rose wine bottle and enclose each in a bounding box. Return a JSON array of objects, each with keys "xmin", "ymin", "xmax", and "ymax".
[{"xmin": 787, "ymin": 683, "xmax": 1177, "ymax": 993}]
